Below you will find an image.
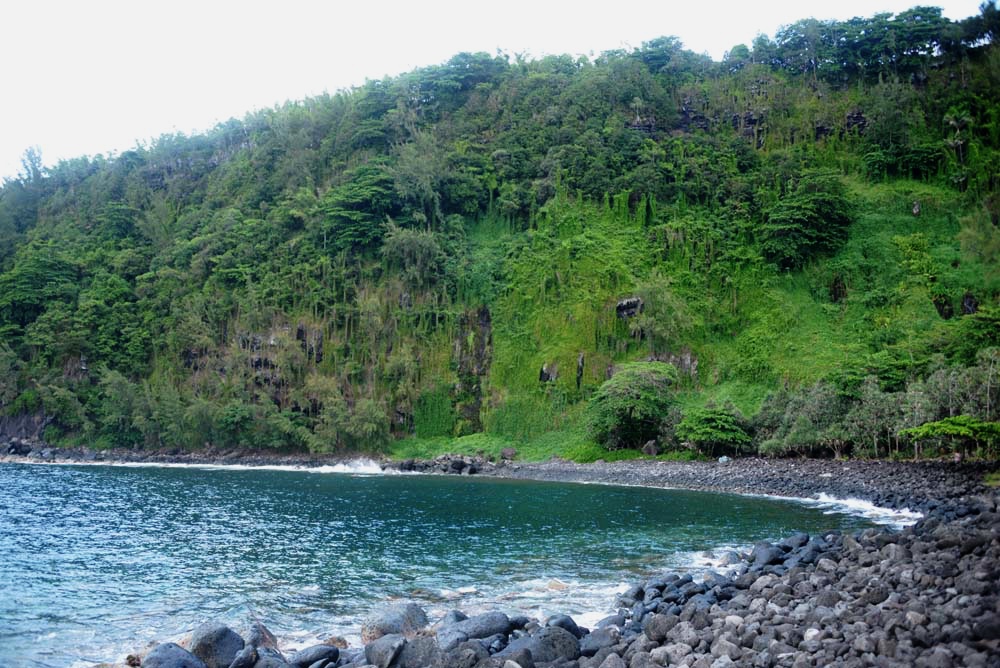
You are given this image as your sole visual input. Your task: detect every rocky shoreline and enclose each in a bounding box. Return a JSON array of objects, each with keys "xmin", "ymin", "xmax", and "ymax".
[{"xmin": 3, "ymin": 444, "xmax": 999, "ymax": 667}]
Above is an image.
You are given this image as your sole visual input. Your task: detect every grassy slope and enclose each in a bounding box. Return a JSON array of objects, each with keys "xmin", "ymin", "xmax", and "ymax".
[{"xmin": 390, "ymin": 177, "xmax": 984, "ymax": 461}]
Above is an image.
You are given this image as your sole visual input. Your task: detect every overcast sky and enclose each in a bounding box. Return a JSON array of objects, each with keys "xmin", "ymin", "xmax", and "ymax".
[{"xmin": 0, "ymin": 0, "xmax": 985, "ymax": 182}]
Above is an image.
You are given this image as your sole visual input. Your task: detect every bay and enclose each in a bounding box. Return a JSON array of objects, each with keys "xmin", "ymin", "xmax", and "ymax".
[{"xmin": 0, "ymin": 462, "xmax": 883, "ymax": 667}]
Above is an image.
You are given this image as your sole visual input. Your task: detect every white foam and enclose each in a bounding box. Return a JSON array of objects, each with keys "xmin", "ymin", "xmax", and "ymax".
[{"xmin": 806, "ymin": 493, "xmax": 922, "ymax": 527}]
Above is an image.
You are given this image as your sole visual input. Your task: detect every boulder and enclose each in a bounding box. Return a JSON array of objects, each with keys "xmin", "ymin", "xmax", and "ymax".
[
  {"xmin": 361, "ymin": 603, "xmax": 428, "ymax": 643},
  {"xmin": 287, "ymin": 644, "xmax": 340, "ymax": 668},
  {"xmin": 397, "ymin": 636, "xmax": 442, "ymax": 668},
  {"xmin": 642, "ymin": 614, "xmax": 677, "ymax": 643},
  {"xmin": 228, "ymin": 646, "xmax": 258, "ymax": 668},
  {"xmin": 499, "ymin": 626, "xmax": 580, "ymax": 663},
  {"xmin": 142, "ymin": 643, "xmax": 209, "ymax": 668},
  {"xmin": 365, "ymin": 634, "xmax": 406, "ymax": 668},
  {"xmin": 245, "ymin": 621, "xmax": 279, "ymax": 649},
  {"xmin": 251, "ymin": 646, "xmax": 290, "ymax": 668},
  {"xmin": 449, "ymin": 611, "xmax": 513, "ymax": 639},
  {"xmin": 749, "ymin": 543, "xmax": 785, "ymax": 569},
  {"xmin": 579, "ymin": 627, "xmax": 620, "ymax": 657},
  {"xmin": 438, "ymin": 645, "xmax": 486, "ymax": 668},
  {"xmin": 547, "ymin": 614, "xmax": 584, "ymax": 639},
  {"xmin": 436, "ymin": 629, "xmax": 469, "ymax": 652},
  {"xmin": 188, "ymin": 622, "xmax": 245, "ymax": 668}
]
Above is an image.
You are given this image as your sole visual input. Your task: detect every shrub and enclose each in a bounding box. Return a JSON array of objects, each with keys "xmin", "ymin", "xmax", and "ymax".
[
  {"xmin": 586, "ymin": 361, "xmax": 678, "ymax": 450},
  {"xmin": 761, "ymin": 171, "xmax": 853, "ymax": 270},
  {"xmin": 675, "ymin": 407, "xmax": 752, "ymax": 457}
]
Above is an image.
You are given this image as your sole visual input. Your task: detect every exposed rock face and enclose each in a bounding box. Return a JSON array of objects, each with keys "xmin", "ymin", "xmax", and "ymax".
[
  {"xmin": 539, "ymin": 363, "xmax": 558, "ymax": 383},
  {"xmin": 933, "ymin": 293, "xmax": 955, "ymax": 319},
  {"xmin": 678, "ymin": 97, "xmax": 710, "ymax": 132},
  {"xmin": 846, "ymin": 109, "xmax": 867, "ymax": 133},
  {"xmin": 615, "ymin": 298, "xmax": 644, "ymax": 319},
  {"xmin": 295, "ymin": 323, "xmax": 324, "ymax": 365},
  {"xmin": 963, "ymin": 291, "xmax": 980, "ymax": 315},
  {"xmin": 648, "ymin": 349, "xmax": 698, "ymax": 379},
  {"xmin": 453, "ymin": 306, "xmax": 492, "ymax": 433}
]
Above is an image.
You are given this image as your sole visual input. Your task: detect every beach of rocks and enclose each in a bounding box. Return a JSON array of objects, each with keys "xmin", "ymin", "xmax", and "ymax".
[{"xmin": 4, "ymin": 443, "xmax": 999, "ymax": 667}]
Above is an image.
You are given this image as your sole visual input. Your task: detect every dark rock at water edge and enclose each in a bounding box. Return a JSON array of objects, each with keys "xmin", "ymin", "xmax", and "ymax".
[
  {"xmin": 361, "ymin": 602, "xmax": 429, "ymax": 642},
  {"xmin": 287, "ymin": 644, "xmax": 339, "ymax": 667},
  {"xmin": 443, "ymin": 611, "xmax": 513, "ymax": 640},
  {"xmin": 143, "ymin": 643, "xmax": 208, "ymax": 668},
  {"xmin": 188, "ymin": 621, "xmax": 245, "ymax": 668},
  {"xmin": 499, "ymin": 625, "xmax": 581, "ymax": 663}
]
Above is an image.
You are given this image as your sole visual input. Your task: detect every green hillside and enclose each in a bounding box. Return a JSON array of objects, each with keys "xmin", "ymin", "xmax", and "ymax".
[{"xmin": 1, "ymin": 5, "xmax": 999, "ymax": 459}]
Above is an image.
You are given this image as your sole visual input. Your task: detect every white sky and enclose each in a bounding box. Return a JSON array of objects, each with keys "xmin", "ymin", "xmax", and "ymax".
[{"xmin": 0, "ymin": 0, "xmax": 985, "ymax": 183}]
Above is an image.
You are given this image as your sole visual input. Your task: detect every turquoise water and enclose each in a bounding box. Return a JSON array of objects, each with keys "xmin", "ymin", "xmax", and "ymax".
[{"xmin": 0, "ymin": 463, "xmax": 882, "ymax": 667}]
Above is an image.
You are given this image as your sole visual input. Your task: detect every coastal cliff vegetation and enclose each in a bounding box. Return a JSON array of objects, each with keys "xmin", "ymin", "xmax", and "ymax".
[{"xmin": 2, "ymin": 4, "xmax": 999, "ymax": 460}]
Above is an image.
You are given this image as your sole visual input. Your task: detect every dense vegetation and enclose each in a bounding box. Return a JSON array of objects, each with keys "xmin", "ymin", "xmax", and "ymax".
[{"xmin": 2, "ymin": 4, "xmax": 999, "ymax": 460}]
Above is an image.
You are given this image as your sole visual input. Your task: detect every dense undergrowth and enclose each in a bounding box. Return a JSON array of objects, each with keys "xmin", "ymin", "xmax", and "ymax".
[{"xmin": 1, "ymin": 4, "xmax": 999, "ymax": 461}]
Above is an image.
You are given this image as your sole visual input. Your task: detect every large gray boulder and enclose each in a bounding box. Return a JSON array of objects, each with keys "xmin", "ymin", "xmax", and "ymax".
[
  {"xmin": 579, "ymin": 627, "xmax": 620, "ymax": 657},
  {"xmin": 365, "ymin": 633, "xmax": 407, "ymax": 668},
  {"xmin": 253, "ymin": 646, "xmax": 291, "ymax": 668},
  {"xmin": 397, "ymin": 635, "xmax": 442, "ymax": 668},
  {"xmin": 189, "ymin": 622, "xmax": 245, "ymax": 668},
  {"xmin": 447, "ymin": 611, "xmax": 513, "ymax": 639},
  {"xmin": 498, "ymin": 626, "xmax": 580, "ymax": 663},
  {"xmin": 228, "ymin": 645, "xmax": 258, "ymax": 668},
  {"xmin": 142, "ymin": 642, "xmax": 209, "ymax": 668},
  {"xmin": 287, "ymin": 644, "xmax": 340, "ymax": 667},
  {"xmin": 361, "ymin": 604, "xmax": 428, "ymax": 643},
  {"xmin": 245, "ymin": 621, "xmax": 280, "ymax": 649}
]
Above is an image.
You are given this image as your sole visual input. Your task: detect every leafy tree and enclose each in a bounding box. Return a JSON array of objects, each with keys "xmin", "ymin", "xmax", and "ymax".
[
  {"xmin": 675, "ymin": 407, "xmax": 752, "ymax": 456},
  {"xmin": 0, "ymin": 343, "xmax": 22, "ymax": 411},
  {"xmin": 96, "ymin": 368, "xmax": 145, "ymax": 448},
  {"xmin": 0, "ymin": 243, "xmax": 80, "ymax": 341},
  {"xmin": 900, "ymin": 415, "xmax": 1000, "ymax": 457},
  {"xmin": 844, "ymin": 377, "xmax": 899, "ymax": 457},
  {"xmin": 347, "ymin": 398, "xmax": 391, "ymax": 451},
  {"xmin": 586, "ymin": 362, "xmax": 678, "ymax": 450},
  {"xmin": 760, "ymin": 172, "xmax": 853, "ymax": 270},
  {"xmin": 381, "ymin": 223, "xmax": 446, "ymax": 288},
  {"xmin": 315, "ymin": 163, "xmax": 396, "ymax": 251},
  {"xmin": 759, "ymin": 381, "xmax": 850, "ymax": 457}
]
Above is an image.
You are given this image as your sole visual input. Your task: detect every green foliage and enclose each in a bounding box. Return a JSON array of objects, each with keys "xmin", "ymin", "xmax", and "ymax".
[
  {"xmin": 756, "ymin": 381, "xmax": 851, "ymax": 457},
  {"xmin": 586, "ymin": 362, "xmax": 678, "ymax": 450},
  {"xmin": 316, "ymin": 163, "xmax": 396, "ymax": 251},
  {"xmin": 675, "ymin": 407, "xmax": 752, "ymax": 456},
  {"xmin": 414, "ymin": 387, "xmax": 456, "ymax": 438},
  {"xmin": 484, "ymin": 392, "xmax": 563, "ymax": 443},
  {"xmin": 0, "ymin": 9, "xmax": 998, "ymax": 460},
  {"xmin": 381, "ymin": 223, "xmax": 446, "ymax": 288},
  {"xmin": 761, "ymin": 172, "xmax": 854, "ymax": 270},
  {"xmin": 900, "ymin": 415, "xmax": 1000, "ymax": 456}
]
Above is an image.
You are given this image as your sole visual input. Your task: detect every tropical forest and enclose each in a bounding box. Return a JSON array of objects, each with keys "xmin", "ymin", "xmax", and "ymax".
[{"xmin": 2, "ymin": 4, "xmax": 999, "ymax": 462}]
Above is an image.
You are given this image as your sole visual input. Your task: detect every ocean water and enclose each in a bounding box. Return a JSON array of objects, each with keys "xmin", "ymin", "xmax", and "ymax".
[{"xmin": 0, "ymin": 462, "xmax": 904, "ymax": 667}]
